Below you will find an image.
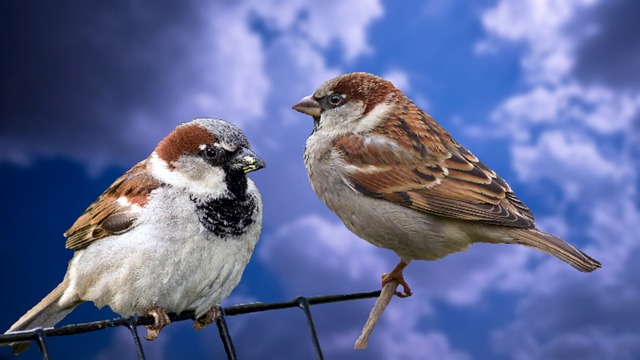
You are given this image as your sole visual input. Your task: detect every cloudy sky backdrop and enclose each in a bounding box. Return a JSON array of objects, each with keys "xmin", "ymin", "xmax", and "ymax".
[{"xmin": 1, "ymin": 0, "xmax": 639, "ymax": 359}]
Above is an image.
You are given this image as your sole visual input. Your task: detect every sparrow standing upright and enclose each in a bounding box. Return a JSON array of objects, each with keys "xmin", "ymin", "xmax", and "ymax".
[
  {"xmin": 5, "ymin": 118, "xmax": 265, "ymax": 354},
  {"xmin": 293, "ymin": 72, "xmax": 600, "ymax": 297}
]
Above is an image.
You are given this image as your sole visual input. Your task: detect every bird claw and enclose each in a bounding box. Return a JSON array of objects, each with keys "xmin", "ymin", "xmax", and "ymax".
[
  {"xmin": 144, "ymin": 306, "xmax": 170, "ymax": 341},
  {"xmin": 395, "ymin": 284, "xmax": 413, "ymax": 298},
  {"xmin": 193, "ymin": 305, "xmax": 222, "ymax": 330},
  {"xmin": 381, "ymin": 261, "xmax": 412, "ymax": 298},
  {"xmin": 381, "ymin": 273, "xmax": 413, "ymax": 298}
]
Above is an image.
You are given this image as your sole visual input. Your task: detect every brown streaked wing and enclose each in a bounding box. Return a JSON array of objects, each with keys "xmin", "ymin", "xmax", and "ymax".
[
  {"xmin": 64, "ymin": 159, "xmax": 162, "ymax": 250},
  {"xmin": 334, "ymin": 130, "xmax": 535, "ymax": 229}
]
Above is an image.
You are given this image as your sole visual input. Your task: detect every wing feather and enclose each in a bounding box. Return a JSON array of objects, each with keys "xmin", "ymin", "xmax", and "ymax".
[
  {"xmin": 333, "ymin": 110, "xmax": 535, "ymax": 229},
  {"xmin": 64, "ymin": 160, "xmax": 162, "ymax": 250}
]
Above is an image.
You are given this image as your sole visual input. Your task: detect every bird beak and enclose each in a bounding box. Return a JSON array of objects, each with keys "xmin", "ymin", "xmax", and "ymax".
[
  {"xmin": 231, "ymin": 148, "xmax": 266, "ymax": 174},
  {"xmin": 292, "ymin": 95, "xmax": 322, "ymax": 117}
]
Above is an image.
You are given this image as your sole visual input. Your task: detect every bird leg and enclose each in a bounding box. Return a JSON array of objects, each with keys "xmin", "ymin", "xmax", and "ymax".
[
  {"xmin": 381, "ymin": 261, "xmax": 412, "ymax": 298},
  {"xmin": 144, "ymin": 306, "xmax": 171, "ymax": 341},
  {"xmin": 193, "ymin": 305, "xmax": 222, "ymax": 330}
]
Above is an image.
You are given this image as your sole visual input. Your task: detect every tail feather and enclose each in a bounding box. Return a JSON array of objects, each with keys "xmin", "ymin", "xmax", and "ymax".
[
  {"xmin": 4, "ymin": 278, "xmax": 80, "ymax": 355},
  {"xmin": 507, "ymin": 228, "xmax": 601, "ymax": 272}
]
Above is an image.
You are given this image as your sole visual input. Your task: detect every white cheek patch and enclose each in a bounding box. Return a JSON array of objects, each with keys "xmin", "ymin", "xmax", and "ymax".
[
  {"xmin": 192, "ymin": 166, "xmax": 228, "ymax": 198},
  {"xmin": 355, "ymin": 103, "xmax": 391, "ymax": 133},
  {"xmin": 149, "ymin": 153, "xmax": 228, "ymax": 199}
]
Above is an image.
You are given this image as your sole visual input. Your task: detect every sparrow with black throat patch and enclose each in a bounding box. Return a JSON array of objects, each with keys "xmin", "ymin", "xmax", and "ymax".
[
  {"xmin": 4, "ymin": 118, "xmax": 265, "ymax": 355},
  {"xmin": 293, "ymin": 72, "xmax": 601, "ymax": 298}
]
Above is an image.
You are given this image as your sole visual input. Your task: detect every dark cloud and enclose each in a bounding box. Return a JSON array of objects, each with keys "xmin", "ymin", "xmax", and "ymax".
[
  {"xmin": 572, "ymin": 0, "xmax": 640, "ymax": 90},
  {"xmin": 0, "ymin": 1, "xmax": 220, "ymax": 165},
  {"xmin": 493, "ymin": 266, "xmax": 640, "ymax": 359},
  {"xmin": 492, "ymin": 203, "xmax": 640, "ymax": 360}
]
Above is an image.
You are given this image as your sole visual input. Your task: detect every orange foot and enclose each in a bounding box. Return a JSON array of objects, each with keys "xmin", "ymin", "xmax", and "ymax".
[
  {"xmin": 193, "ymin": 305, "xmax": 222, "ymax": 330},
  {"xmin": 381, "ymin": 261, "xmax": 412, "ymax": 298},
  {"xmin": 144, "ymin": 306, "xmax": 171, "ymax": 341}
]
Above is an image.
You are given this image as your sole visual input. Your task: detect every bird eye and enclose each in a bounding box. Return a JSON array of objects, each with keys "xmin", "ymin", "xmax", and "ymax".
[
  {"xmin": 328, "ymin": 94, "xmax": 345, "ymax": 107},
  {"xmin": 202, "ymin": 145, "xmax": 223, "ymax": 161},
  {"xmin": 205, "ymin": 147, "xmax": 215, "ymax": 157}
]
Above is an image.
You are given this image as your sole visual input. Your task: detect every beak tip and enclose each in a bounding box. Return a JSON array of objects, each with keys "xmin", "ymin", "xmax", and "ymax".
[
  {"xmin": 293, "ymin": 96, "xmax": 322, "ymax": 117},
  {"xmin": 243, "ymin": 156, "xmax": 266, "ymax": 174},
  {"xmin": 233, "ymin": 148, "xmax": 266, "ymax": 174}
]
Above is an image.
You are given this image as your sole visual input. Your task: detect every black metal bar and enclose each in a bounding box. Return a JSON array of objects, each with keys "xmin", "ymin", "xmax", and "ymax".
[
  {"xmin": 215, "ymin": 309, "xmax": 237, "ymax": 360},
  {"xmin": 123, "ymin": 316, "xmax": 146, "ymax": 360},
  {"xmin": 33, "ymin": 328, "xmax": 50, "ymax": 360},
  {"xmin": 223, "ymin": 290, "xmax": 381, "ymax": 316},
  {"xmin": 0, "ymin": 290, "xmax": 382, "ymax": 359},
  {"xmin": 306, "ymin": 290, "xmax": 381, "ymax": 305},
  {"xmin": 296, "ymin": 297, "xmax": 324, "ymax": 360}
]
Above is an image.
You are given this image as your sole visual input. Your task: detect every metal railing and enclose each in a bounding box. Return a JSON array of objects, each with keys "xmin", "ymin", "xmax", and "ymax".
[{"xmin": 0, "ymin": 290, "xmax": 381, "ymax": 360}]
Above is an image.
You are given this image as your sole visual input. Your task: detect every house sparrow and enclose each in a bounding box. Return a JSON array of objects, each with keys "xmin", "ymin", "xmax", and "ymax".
[
  {"xmin": 293, "ymin": 72, "xmax": 601, "ymax": 297},
  {"xmin": 4, "ymin": 118, "xmax": 265, "ymax": 354}
]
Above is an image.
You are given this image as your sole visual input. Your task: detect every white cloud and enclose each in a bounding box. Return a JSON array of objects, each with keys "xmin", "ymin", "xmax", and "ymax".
[
  {"xmin": 491, "ymin": 200, "xmax": 640, "ymax": 360},
  {"xmin": 253, "ymin": 0, "xmax": 383, "ymax": 61},
  {"xmin": 258, "ymin": 214, "xmax": 575, "ymax": 358},
  {"xmin": 492, "ymin": 86, "xmax": 568, "ymax": 131},
  {"xmin": 382, "ymin": 69, "xmax": 411, "ymax": 93},
  {"xmin": 1, "ymin": 0, "xmax": 384, "ymax": 168},
  {"xmin": 256, "ymin": 209, "xmax": 622, "ymax": 358},
  {"xmin": 260, "ymin": 213, "xmax": 540, "ymax": 307},
  {"xmin": 259, "ymin": 214, "xmax": 390, "ymax": 295},
  {"xmin": 478, "ymin": 0, "xmax": 598, "ymax": 85},
  {"xmin": 480, "ymin": 0, "xmax": 640, "ymax": 358},
  {"xmin": 511, "ymin": 130, "xmax": 625, "ymax": 200},
  {"xmin": 257, "ymin": 214, "xmax": 476, "ymax": 359},
  {"xmin": 587, "ymin": 200, "xmax": 640, "ymax": 274},
  {"xmin": 378, "ymin": 329, "xmax": 471, "ymax": 360},
  {"xmin": 404, "ymin": 244, "xmax": 533, "ymax": 306},
  {"xmin": 261, "ymin": 35, "xmax": 341, "ymax": 130},
  {"xmin": 492, "ymin": 83, "xmax": 640, "ymax": 139},
  {"xmin": 183, "ymin": 7, "xmax": 270, "ymax": 124}
]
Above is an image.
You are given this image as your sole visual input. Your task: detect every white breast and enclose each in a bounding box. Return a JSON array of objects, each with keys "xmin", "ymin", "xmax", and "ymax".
[{"xmin": 62, "ymin": 181, "xmax": 262, "ymax": 318}]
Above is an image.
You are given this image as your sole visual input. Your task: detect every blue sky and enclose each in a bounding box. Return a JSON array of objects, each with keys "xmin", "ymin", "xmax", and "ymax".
[{"xmin": 1, "ymin": 0, "xmax": 639, "ymax": 359}]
